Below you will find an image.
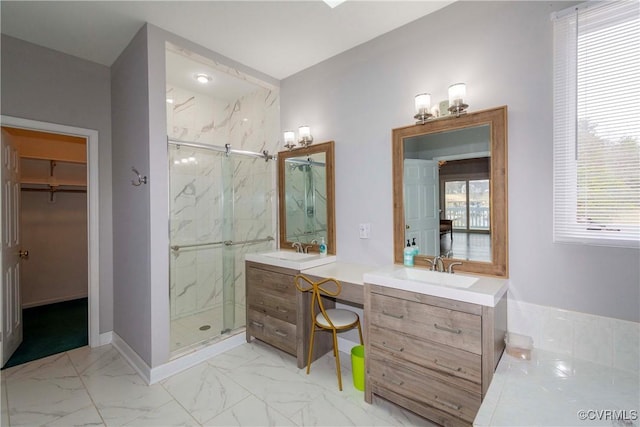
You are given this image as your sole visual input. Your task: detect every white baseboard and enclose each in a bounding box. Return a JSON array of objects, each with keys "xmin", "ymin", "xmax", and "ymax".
[
  {"xmin": 22, "ymin": 293, "xmax": 88, "ymax": 309},
  {"xmin": 98, "ymin": 331, "xmax": 113, "ymax": 347},
  {"xmin": 337, "ymin": 336, "xmax": 361, "ymax": 355},
  {"xmin": 148, "ymin": 333, "xmax": 246, "ymax": 384},
  {"xmin": 111, "ymin": 332, "xmax": 151, "ymax": 384}
]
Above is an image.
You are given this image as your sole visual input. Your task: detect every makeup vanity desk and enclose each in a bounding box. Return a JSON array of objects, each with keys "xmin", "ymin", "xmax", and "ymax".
[{"xmin": 300, "ymin": 261, "xmax": 377, "ymax": 306}]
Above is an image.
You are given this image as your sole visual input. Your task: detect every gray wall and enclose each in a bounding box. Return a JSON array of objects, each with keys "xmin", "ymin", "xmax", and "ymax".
[
  {"xmin": 111, "ymin": 26, "xmax": 154, "ymax": 365},
  {"xmin": 281, "ymin": 1, "xmax": 640, "ymax": 322},
  {"xmin": 113, "ymin": 24, "xmax": 280, "ymax": 367},
  {"xmin": 1, "ymin": 35, "xmax": 114, "ymax": 332}
]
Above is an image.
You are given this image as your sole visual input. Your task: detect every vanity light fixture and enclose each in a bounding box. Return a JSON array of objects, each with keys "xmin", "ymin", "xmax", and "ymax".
[
  {"xmin": 414, "ymin": 93, "xmax": 433, "ymax": 124},
  {"xmin": 283, "ymin": 131, "xmax": 296, "ymax": 150},
  {"xmin": 448, "ymin": 83, "xmax": 469, "ymax": 116},
  {"xmin": 298, "ymin": 125, "xmax": 313, "ymax": 147},
  {"xmin": 195, "ymin": 73, "xmax": 212, "ymax": 84}
]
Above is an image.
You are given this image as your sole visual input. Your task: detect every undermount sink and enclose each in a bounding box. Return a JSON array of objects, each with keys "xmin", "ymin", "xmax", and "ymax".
[
  {"xmin": 245, "ymin": 250, "xmax": 336, "ymax": 270},
  {"xmin": 392, "ymin": 268, "xmax": 478, "ymax": 289},
  {"xmin": 260, "ymin": 251, "xmax": 317, "ymax": 261}
]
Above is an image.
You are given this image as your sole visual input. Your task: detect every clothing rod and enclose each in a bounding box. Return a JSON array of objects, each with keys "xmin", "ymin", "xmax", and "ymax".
[
  {"xmin": 171, "ymin": 236, "xmax": 274, "ymax": 251},
  {"xmin": 167, "ymin": 138, "xmax": 276, "ymax": 161},
  {"xmin": 21, "ymin": 188, "xmax": 87, "ymax": 194}
]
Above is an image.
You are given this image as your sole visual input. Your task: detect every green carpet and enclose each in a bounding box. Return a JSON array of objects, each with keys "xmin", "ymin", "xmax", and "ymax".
[{"xmin": 2, "ymin": 298, "xmax": 88, "ymax": 369}]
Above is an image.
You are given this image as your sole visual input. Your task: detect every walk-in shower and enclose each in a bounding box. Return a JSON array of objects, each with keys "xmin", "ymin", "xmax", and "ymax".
[{"xmin": 166, "ymin": 44, "xmax": 279, "ymax": 356}]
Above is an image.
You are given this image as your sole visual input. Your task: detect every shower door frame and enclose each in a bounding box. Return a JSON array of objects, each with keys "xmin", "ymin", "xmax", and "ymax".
[{"xmin": 167, "ymin": 139, "xmax": 276, "ymax": 355}]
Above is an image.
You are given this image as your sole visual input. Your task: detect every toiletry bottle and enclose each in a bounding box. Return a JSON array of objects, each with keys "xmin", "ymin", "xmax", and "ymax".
[
  {"xmin": 403, "ymin": 240, "xmax": 414, "ymax": 267},
  {"xmin": 319, "ymin": 237, "xmax": 327, "ymax": 256},
  {"xmin": 411, "ymin": 237, "xmax": 419, "ymax": 256}
]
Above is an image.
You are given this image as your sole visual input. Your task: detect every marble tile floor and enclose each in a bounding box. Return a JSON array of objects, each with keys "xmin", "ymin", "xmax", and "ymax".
[{"xmin": 1, "ymin": 339, "xmax": 436, "ymax": 426}]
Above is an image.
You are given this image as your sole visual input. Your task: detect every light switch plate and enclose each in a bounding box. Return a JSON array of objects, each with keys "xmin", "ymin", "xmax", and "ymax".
[{"xmin": 359, "ymin": 223, "xmax": 371, "ymax": 239}]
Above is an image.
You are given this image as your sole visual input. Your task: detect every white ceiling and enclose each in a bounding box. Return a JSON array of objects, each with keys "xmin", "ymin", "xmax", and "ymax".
[{"xmin": 0, "ymin": 1, "xmax": 453, "ymax": 80}]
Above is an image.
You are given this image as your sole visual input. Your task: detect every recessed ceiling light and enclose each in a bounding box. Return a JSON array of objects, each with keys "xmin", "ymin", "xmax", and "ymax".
[
  {"xmin": 166, "ymin": 98, "xmax": 174, "ymax": 104},
  {"xmin": 195, "ymin": 73, "xmax": 212, "ymax": 84}
]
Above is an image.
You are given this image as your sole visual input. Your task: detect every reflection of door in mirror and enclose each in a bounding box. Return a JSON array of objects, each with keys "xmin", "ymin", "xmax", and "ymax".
[
  {"xmin": 404, "ymin": 159, "xmax": 439, "ymax": 256},
  {"xmin": 404, "ymin": 125, "xmax": 491, "ymax": 262},
  {"xmin": 284, "ymin": 153, "xmax": 327, "ymax": 243}
]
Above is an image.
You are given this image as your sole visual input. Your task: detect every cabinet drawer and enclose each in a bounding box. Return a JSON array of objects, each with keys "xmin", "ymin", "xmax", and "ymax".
[
  {"xmin": 369, "ymin": 324, "xmax": 481, "ymax": 393},
  {"xmin": 369, "ymin": 352, "xmax": 481, "ymax": 423},
  {"xmin": 247, "ymin": 267, "xmax": 296, "ymax": 297},
  {"xmin": 247, "ymin": 309, "xmax": 296, "ymax": 355},
  {"xmin": 247, "ymin": 291, "xmax": 296, "ymax": 323},
  {"xmin": 369, "ymin": 293, "xmax": 482, "ymax": 354}
]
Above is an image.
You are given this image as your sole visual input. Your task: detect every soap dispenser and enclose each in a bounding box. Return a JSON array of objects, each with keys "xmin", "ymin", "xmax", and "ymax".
[
  {"xmin": 403, "ymin": 240, "xmax": 414, "ymax": 267},
  {"xmin": 319, "ymin": 237, "xmax": 327, "ymax": 256},
  {"xmin": 411, "ymin": 237, "xmax": 419, "ymax": 256}
]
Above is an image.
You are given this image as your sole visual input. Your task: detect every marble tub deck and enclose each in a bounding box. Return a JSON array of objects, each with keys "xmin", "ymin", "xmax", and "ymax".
[
  {"xmin": 1, "ymin": 340, "xmax": 435, "ymax": 427},
  {"xmin": 474, "ymin": 349, "xmax": 640, "ymax": 426}
]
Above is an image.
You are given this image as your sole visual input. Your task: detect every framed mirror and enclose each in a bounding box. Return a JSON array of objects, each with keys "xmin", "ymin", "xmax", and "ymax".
[
  {"xmin": 278, "ymin": 141, "xmax": 336, "ymax": 254},
  {"xmin": 393, "ymin": 106, "xmax": 508, "ymax": 277}
]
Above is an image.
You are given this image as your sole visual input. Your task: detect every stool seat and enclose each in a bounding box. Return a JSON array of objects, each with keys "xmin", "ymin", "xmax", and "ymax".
[{"xmin": 316, "ymin": 309, "xmax": 359, "ymax": 328}]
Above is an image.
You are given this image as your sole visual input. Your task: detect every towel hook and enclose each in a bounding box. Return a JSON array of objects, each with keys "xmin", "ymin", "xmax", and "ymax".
[{"xmin": 131, "ymin": 167, "xmax": 148, "ymax": 186}]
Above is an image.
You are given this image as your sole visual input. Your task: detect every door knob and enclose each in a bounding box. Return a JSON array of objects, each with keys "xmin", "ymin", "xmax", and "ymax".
[{"xmin": 19, "ymin": 250, "xmax": 29, "ymax": 259}]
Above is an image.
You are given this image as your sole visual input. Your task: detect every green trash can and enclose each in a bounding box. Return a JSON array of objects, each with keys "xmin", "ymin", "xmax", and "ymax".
[{"xmin": 351, "ymin": 345, "xmax": 365, "ymax": 391}]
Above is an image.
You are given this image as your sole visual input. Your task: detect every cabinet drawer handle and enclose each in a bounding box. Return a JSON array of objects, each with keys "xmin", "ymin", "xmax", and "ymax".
[
  {"xmin": 382, "ymin": 311, "xmax": 404, "ymax": 319},
  {"xmin": 276, "ymin": 307, "xmax": 288, "ymax": 313},
  {"xmin": 382, "ymin": 374, "xmax": 404, "ymax": 387},
  {"xmin": 434, "ymin": 395, "xmax": 461, "ymax": 411},
  {"xmin": 433, "ymin": 323, "xmax": 462, "ymax": 334},
  {"xmin": 251, "ymin": 321, "xmax": 264, "ymax": 328},
  {"xmin": 274, "ymin": 330, "xmax": 288, "ymax": 337},
  {"xmin": 434, "ymin": 359, "xmax": 462, "ymax": 372},
  {"xmin": 382, "ymin": 342, "xmax": 404, "ymax": 352}
]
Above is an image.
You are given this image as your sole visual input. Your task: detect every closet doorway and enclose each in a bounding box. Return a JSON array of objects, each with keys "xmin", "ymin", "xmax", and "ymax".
[{"xmin": 0, "ymin": 116, "xmax": 100, "ymax": 368}]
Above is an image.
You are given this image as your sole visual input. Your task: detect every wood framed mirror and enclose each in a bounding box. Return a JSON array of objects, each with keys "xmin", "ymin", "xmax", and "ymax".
[
  {"xmin": 393, "ymin": 106, "xmax": 508, "ymax": 277},
  {"xmin": 278, "ymin": 141, "xmax": 336, "ymax": 254}
]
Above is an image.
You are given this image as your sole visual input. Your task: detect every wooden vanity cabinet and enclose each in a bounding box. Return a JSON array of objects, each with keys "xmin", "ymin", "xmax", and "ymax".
[
  {"xmin": 364, "ymin": 283, "xmax": 507, "ymax": 427},
  {"xmin": 245, "ymin": 261, "xmax": 332, "ymax": 368}
]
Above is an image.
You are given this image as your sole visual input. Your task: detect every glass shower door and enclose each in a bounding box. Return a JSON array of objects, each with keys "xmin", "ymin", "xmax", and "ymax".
[{"xmin": 168, "ymin": 144, "xmax": 275, "ymax": 355}]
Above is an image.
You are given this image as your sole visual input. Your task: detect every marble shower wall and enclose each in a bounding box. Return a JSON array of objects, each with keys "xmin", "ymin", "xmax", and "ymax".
[
  {"xmin": 284, "ymin": 159, "xmax": 328, "ymax": 244},
  {"xmin": 167, "ymin": 75, "xmax": 279, "ymax": 326}
]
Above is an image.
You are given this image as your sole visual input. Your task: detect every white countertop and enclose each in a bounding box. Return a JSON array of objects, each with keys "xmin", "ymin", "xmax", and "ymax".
[
  {"xmin": 245, "ymin": 251, "xmax": 337, "ymax": 270},
  {"xmin": 474, "ymin": 349, "xmax": 640, "ymax": 426},
  {"xmin": 363, "ymin": 265, "xmax": 508, "ymax": 307},
  {"xmin": 300, "ymin": 262, "xmax": 378, "ymax": 285}
]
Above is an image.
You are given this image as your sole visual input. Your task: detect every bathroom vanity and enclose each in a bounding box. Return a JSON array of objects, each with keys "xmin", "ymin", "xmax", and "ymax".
[
  {"xmin": 244, "ymin": 251, "xmax": 338, "ymax": 368},
  {"xmin": 363, "ymin": 267, "xmax": 507, "ymax": 427}
]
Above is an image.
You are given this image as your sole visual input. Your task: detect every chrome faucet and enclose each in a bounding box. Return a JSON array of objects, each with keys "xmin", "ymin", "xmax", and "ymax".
[
  {"xmin": 429, "ymin": 256, "xmax": 445, "ymax": 272},
  {"xmin": 303, "ymin": 244, "xmax": 313, "ymax": 253},
  {"xmin": 291, "ymin": 242, "xmax": 303, "ymax": 253},
  {"xmin": 448, "ymin": 261, "xmax": 463, "ymax": 274}
]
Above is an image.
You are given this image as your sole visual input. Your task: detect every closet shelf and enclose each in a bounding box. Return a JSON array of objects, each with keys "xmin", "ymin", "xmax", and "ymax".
[{"xmin": 20, "ymin": 178, "xmax": 87, "ymax": 188}]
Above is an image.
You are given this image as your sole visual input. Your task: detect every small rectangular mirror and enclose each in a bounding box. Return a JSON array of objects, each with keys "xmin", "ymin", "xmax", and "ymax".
[{"xmin": 278, "ymin": 141, "xmax": 335, "ymax": 254}]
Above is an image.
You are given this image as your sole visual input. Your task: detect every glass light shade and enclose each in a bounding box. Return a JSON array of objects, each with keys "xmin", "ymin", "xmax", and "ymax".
[
  {"xmin": 448, "ymin": 83, "xmax": 466, "ymax": 106},
  {"xmin": 283, "ymin": 131, "xmax": 295, "ymax": 145},
  {"xmin": 414, "ymin": 93, "xmax": 431, "ymax": 115},
  {"xmin": 195, "ymin": 73, "xmax": 211, "ymax": 84},
  {"xmin": 299, "ymin": 126, "xmax": 311, "ymax": 140}
]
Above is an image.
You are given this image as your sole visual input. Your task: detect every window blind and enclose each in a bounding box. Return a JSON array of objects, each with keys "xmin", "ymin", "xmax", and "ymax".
[{"xmin": 553, "ymin": 0, "xmax": 640, "ymax": 248}]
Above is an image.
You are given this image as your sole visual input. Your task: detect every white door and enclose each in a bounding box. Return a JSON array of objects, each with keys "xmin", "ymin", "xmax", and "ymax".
[
  {"xmin": 1, "ymin": 128, "xmax": 22, "ymax": 365},
  {"xmin": 404, "ymin": 159, "xmax": 439, "ymax": 255}
]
